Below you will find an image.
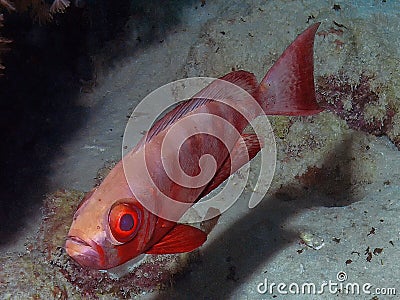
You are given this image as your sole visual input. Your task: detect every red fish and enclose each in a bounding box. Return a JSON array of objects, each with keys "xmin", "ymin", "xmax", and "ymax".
[{"xmin": 65, "ymin": 23, "xmax": 322, "ymax": 269}]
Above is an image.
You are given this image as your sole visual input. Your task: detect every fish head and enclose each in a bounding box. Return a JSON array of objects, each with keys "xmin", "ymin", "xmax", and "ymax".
[{"xmin": 65, "ymin": 187, "xmax": 157, "ymax": 269}]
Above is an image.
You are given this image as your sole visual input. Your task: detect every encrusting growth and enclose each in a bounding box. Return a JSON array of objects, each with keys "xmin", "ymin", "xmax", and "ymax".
[{"xmin": 0, "ymin": 0, "xmax": 71, "ymax": 74}]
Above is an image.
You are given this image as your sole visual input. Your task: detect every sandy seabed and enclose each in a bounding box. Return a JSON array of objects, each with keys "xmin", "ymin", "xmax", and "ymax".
[{"xmin": 1, "ymin": 0, "xmax": 400, "ymax": 299}]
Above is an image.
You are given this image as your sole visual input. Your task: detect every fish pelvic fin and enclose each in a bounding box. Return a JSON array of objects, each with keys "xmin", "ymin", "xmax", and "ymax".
[
  {"xmin": 257, "ymin": 23, "xmax": 323, "ymax": 116},
  {"xmin": 145, "ymin": 224, "xmax": 207, "ymax": 254}
]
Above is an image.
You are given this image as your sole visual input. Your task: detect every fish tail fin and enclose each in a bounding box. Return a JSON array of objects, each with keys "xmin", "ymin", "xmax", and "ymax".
[{"xmin": 257, "ymin": 23, "xmax": 323, "ymax": 116}]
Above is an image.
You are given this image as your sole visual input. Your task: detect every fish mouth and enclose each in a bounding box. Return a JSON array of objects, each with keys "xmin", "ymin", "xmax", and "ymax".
[{"xmin": 65, "ymin": 235, "xmax": 104, "ymax": 269}]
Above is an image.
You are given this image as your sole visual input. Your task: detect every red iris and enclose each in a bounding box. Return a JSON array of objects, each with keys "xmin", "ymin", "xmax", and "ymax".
[{"xmin": 108, "ymin": 203, "xmax": 141, "ymax": 243}]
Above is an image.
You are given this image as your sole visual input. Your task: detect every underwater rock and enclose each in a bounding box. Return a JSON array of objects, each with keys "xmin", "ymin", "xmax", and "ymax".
[
  {"xmin": 1, "ymin": 180, "xmax": 199, "ymax": 298},
  {"xmin": 40, "ymin": 176, "xmax": 197, "ymax": 297},
  {"xmin": 317, "ymin": 71, "xmax": 400, "ymax": 149}
]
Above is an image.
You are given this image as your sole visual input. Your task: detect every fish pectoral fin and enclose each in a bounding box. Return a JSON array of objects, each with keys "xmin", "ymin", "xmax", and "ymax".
[
  {"xmin": 145, "ymin": 224, "xmax": 207, "ymax": 254},
  {"xmin": 200, "ymin": 133, "xmax": 262, "ymax": 197}
]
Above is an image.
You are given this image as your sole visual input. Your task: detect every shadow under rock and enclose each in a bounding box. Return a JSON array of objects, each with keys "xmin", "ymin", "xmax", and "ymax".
[
  {"xmin": 155, "ymin": 135, "xmax": 357, "ymax": 299},
  {"xmin": 0, "ymin": 0, "xmax": 198, "ymax": 245}
]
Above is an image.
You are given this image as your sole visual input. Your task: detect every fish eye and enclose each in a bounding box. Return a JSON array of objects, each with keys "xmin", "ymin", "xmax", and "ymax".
[{"xmin": 108, "ymin": 202, "xmax": 141, "ymax": 243}]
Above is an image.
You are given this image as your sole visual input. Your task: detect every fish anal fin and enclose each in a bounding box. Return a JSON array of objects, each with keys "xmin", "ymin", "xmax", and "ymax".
[{"xmin": 145, "ymin": 224, "xmax": 207, "ymax": 254}]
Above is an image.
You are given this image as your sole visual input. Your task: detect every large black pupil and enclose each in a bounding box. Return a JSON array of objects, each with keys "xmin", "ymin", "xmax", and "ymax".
[{"xmin": 120, "ymin": 214, "xmax": 134, "ymax": 231}]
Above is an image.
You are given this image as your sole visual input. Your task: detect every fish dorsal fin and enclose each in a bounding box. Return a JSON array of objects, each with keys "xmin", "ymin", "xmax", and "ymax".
[
  {"xmin": 144, "ymin": 98, "xmax": 212, "ymax": 143},
  {"xmin": 196, "ymin": 70, "xmax": 259, "ymax": 100},
  {"xmin": 258, "ymin": 23, "xmax": 322, "ymax": 116},
  {"xmin": 140, "ymin": 71, "xmax": 258, "ymax": 146},
  {"xmin": 145, "ymin": 224, "xmax": 207, "ymax": 254}
]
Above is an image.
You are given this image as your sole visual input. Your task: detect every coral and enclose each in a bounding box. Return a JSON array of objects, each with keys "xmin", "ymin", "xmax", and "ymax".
[
  {"xmin": 50, "ymin": 244, "xmax": 195, "ymax": 298},
  {"xmin": 0, "ymin": 0, "xmax": 15, "ymax": 12},
  {"xmin": 0, "ymin": 0, "xmax": 72, "ymax": 73},
  {"xmin": 13, "ymin": 0, "xmax": 72, "ymax": 22},
  {"xmin": 269, "ymin": 116, "xmax": 293, "ymax": 140},
  {"xmin": 14, "ymin": 0, "xmax": 52, "ymax": 23},
  {"xmin": 316, "ymin": 71, "xmax": 399, "ymax": 148},
  {"xmin": 42, "ymin": 189, "xmax": 197, "ymax": 298},
  {"xmin": 50, "ymin": 0, "xmax": 70, "ymax": 14},
  {"xmin": 0, "ymin": 13, "xmax": 12, "ymax": 74},
  {"xmin": 0, "ymin": 187, "xmax": 198, "ymax": 299},
  {"xmin": 39, "ymin": 189, "xmax": 85, "ymax": 259},
  {"xmin": 1, "ymin": 159, "xmax": 205, "ymax": 298}
]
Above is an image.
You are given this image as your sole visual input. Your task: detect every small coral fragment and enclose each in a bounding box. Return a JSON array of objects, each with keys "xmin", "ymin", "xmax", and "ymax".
[
  {"xmin": 50, "ymin": 0, "xmax": 70, "ymax": 14},
  {"xmin": 300, "ymin": 232, "xmax": 325, "ymax": 250},
  {"xmin": 0, "ymin": 0, "xmax": 16, "ymax": 11}
]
